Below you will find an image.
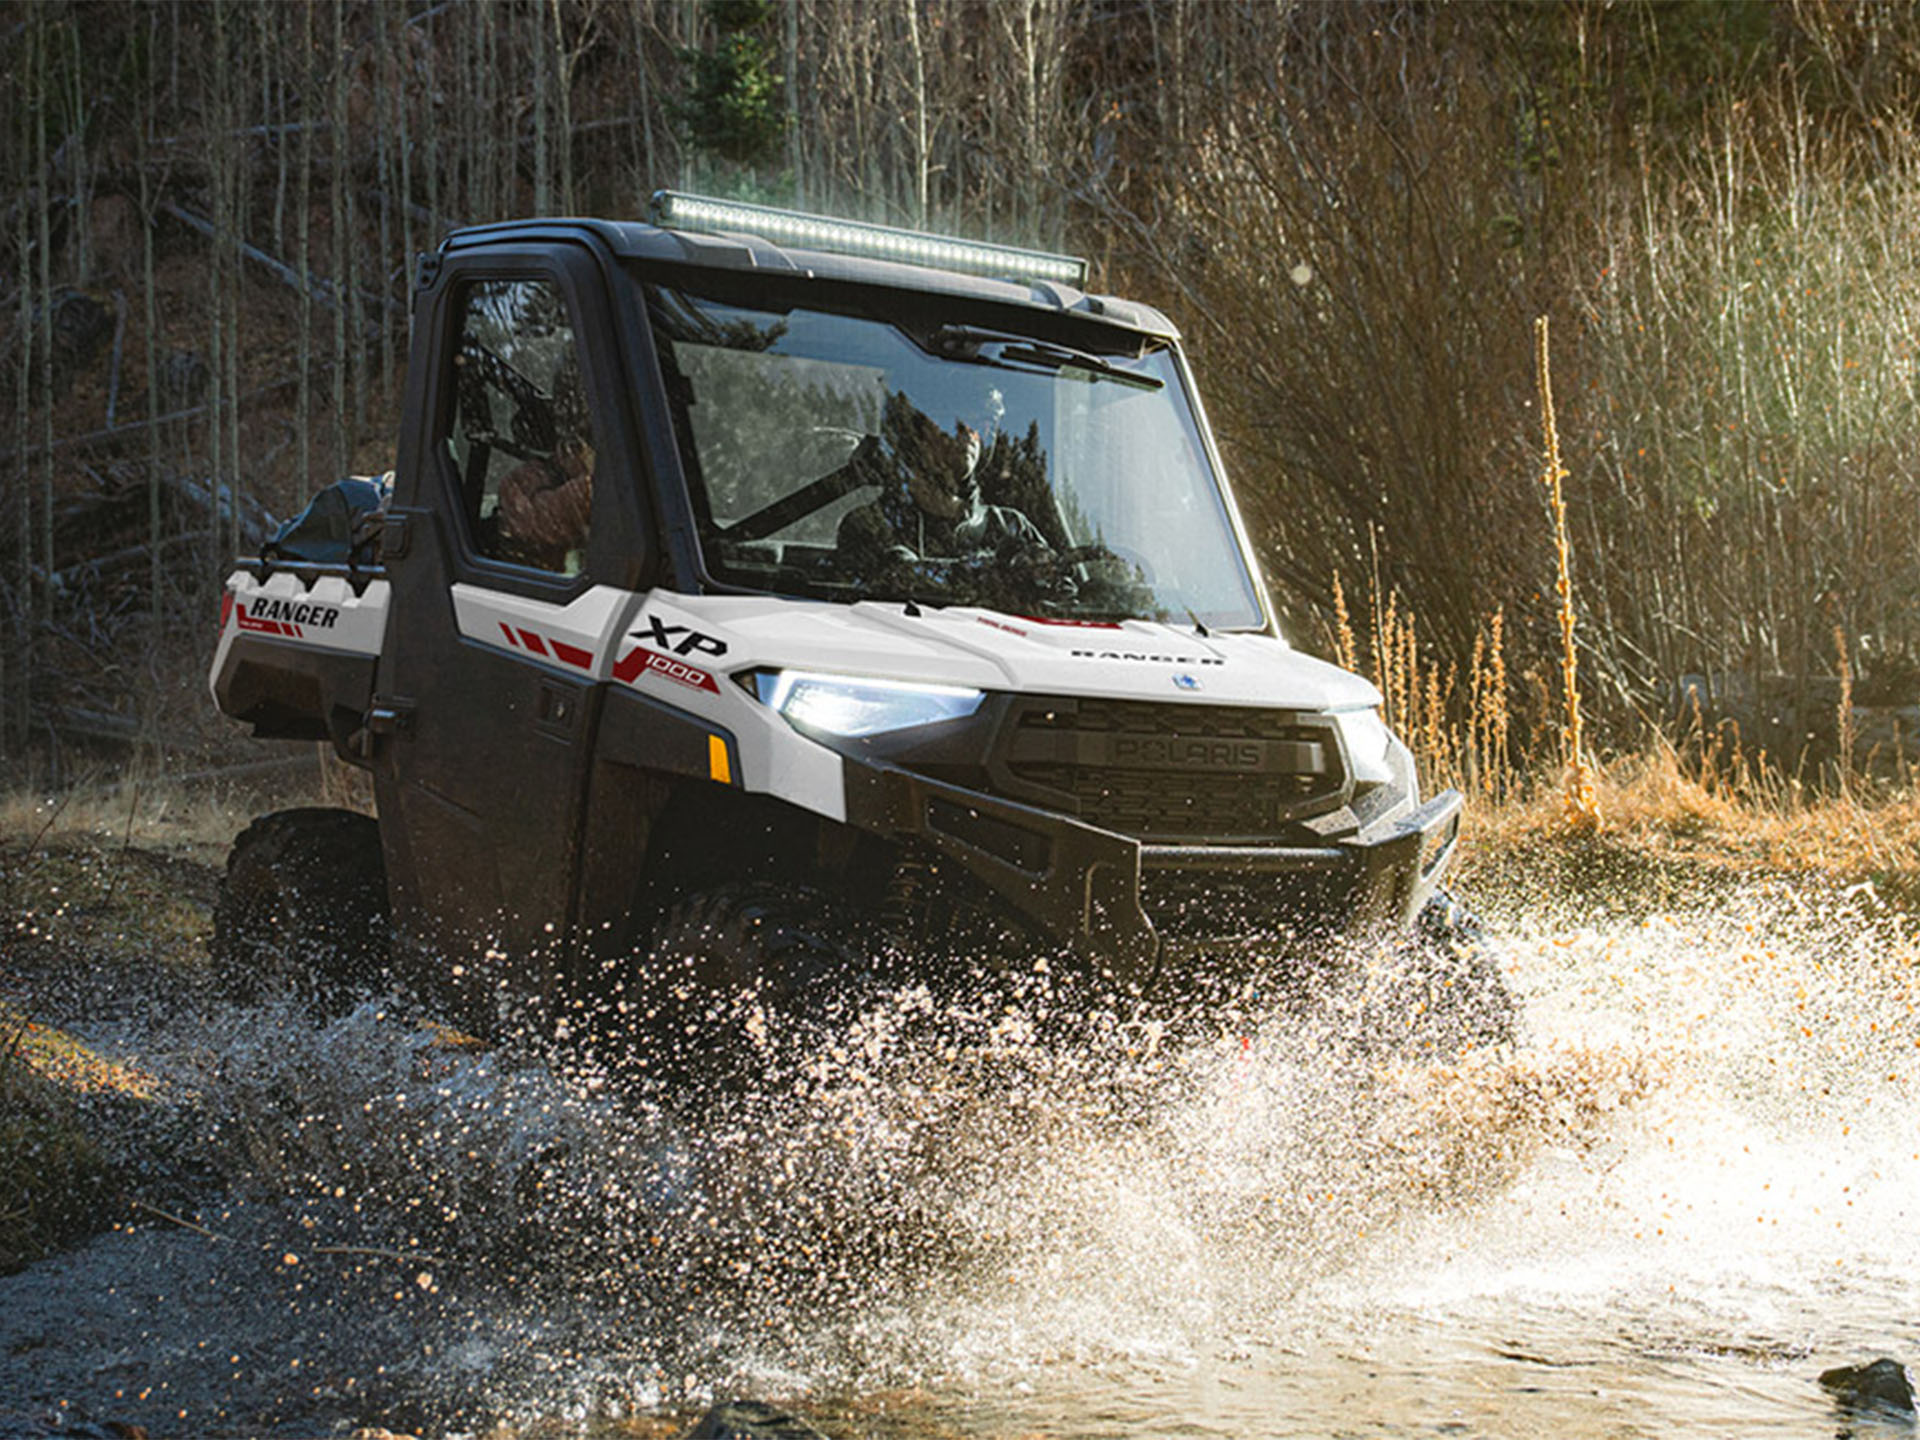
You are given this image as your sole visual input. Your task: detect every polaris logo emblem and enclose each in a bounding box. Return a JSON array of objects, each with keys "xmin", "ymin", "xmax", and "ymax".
[
  {"xmin": 1172, "ymin": 673, "xmax": 1200, "ymax": 691},
  {"xmin": 1107, "ymin": 736, "xmax": 1264, "ymax": 771}
]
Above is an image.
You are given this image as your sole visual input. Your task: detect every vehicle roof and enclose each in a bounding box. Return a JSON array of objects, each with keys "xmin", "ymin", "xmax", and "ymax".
[{"xmin": 438, "ymin": 217, "xmax": 1180, "ymax": 341}]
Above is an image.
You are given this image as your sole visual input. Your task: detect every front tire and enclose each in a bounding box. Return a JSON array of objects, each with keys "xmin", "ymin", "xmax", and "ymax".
[
  {"xmin": 1351, "ymin": 890, "xmax": 1517, "ymax": 1058},
  {"xmin": 625, "ymin": 882, "xmax": 875, "ymax": 1091},
  {"xmin": 209, "ymin": 807, "xmax": 390, "ymax": 1014}
]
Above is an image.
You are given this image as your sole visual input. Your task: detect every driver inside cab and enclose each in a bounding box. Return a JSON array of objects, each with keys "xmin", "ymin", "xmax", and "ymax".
[
  {"xmin": 836, "ymin": 387, "xmax": 1050, "ymax": 573},
  {"xmin": 497, "ymin": 364, "xmax": 594, "ymax": 574}
]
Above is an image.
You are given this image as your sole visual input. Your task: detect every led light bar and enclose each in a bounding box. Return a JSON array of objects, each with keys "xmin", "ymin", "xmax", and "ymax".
[{"xmin": 650, "ymin": 191, "xmax": 1089, "ymax": 288}]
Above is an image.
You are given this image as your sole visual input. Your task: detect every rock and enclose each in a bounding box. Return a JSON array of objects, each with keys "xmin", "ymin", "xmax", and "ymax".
[
  {"xmin": 158, "ymin": 348, "xmax": 210, "ymax": 409},
  {"xmin": 88, "ymin": 194, "xmax": 142, "ymax": 280},
  {"xmin": 680, "ymin": 1400, "xmax": 832, "ymax": 1440},
  {"xmin": 1820, "ymin": 1358, "xmax": 1915, "ymax": 1412},
  {"xmin": 51, "ymin": 288, "xmax": 115, "ymax": 371}
]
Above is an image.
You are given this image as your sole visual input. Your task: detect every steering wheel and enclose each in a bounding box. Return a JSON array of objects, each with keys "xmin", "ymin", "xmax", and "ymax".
[
  {"xmin": 1057, "ymin": 541, "xmax": 1157, "ymax": 585},
  {"xmin": 456, "ymin": 339, "xmax": 555, "ymax": 460}
]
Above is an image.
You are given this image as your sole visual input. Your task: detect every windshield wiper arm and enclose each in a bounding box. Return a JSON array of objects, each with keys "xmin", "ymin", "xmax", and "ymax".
[{"xmin": 928, "ymin": 326, "xmax": 1165, "ymax": 390}]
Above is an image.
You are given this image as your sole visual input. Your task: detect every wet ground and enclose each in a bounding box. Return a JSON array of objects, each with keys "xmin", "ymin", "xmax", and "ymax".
[{"xmin": 1, "ymin": 849, "xmax": 1916, "ymax": 1439}]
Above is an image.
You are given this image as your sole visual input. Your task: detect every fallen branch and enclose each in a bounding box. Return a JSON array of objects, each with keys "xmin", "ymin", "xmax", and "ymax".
[
  {"xmin": 161, "ymin": 200, "xmax": 399, "ymax": 327},
  {"xmin": 0, "ymin": 370, "xmax": 307, "ymax": 467},
  {"xmin": 130, "ymin": 1198, "xmax": 232, "ymax": 1243},
  {"xmin": 45, "ymin": 706, "xmax": 141, "ymax": 743},
  {"xmin": 42, "ymin": 529, "xmax": 215, "ymax": 593},
  {"xmin": 368, "ymin": 187, "xmax": 465, "ymax": 238},
  {"xmin": 89, "ymin": 754, "xmax": 327, "ymax": 794},
  {"xmin": 313, "ymin": 1243, "xmax": 446, "ymax": 1266}
]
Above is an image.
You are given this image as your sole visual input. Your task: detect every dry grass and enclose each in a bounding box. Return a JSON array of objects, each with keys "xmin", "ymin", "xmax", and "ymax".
[
  {"xmin": 1460, "ymin": 742, "xmax": 1920, "ymax": 914},
  {"xmin": 0, "ymin": 746, "xmax": 370, "ymax": 863}
]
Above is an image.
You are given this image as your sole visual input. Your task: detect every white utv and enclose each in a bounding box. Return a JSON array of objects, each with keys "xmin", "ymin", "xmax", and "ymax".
[{"xmin": 208, "ymin": 194, "xmax": 1511, "ymax": 1060}]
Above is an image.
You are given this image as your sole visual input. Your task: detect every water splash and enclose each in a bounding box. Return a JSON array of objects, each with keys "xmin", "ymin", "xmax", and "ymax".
[{"xmin": 8, "ymin": 872, "xmax": 1916, "ymax": 1437}]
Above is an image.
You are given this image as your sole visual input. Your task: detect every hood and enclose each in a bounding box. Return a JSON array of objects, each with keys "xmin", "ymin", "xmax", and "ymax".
[{"xmin": 645, "ymin": 592, "xmax": 1382, "ymax": 713}]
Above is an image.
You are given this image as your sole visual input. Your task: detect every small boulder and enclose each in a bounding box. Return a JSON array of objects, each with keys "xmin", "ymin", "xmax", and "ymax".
[
  {"xmin": 1820, "ymin": 1358, "xmax": 1915, "ymax": 1412},
  {"xmin": 680, "ymin": 1400, "xmax": 832, "ymax": 1440}
]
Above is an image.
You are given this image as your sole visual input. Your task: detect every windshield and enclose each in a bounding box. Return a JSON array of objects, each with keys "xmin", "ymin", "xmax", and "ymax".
[{"xmin": 644, "ymin": 282, "xmax": 1265, "ymax": 627}]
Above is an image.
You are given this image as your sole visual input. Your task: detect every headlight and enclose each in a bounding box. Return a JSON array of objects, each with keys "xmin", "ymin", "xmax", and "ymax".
[
  {"xmin": 1334, "ymin": 704, "xmax": 1396, "ymax": 786},
  {"xmin": 754, "ymin": 670, "xmax": 985, "ymax": 737}
]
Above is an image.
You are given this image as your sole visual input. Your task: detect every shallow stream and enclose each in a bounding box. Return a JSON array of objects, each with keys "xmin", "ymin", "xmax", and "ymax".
[{"xmin": 2, "ymin": 875, "xmax": 1916, "ymax": 1438}]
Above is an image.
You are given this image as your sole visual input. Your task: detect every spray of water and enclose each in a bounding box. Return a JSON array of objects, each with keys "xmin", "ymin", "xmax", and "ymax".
[{"xmin": 12, "ymin": 868, "xmax": 1915, "ymax": 1437}]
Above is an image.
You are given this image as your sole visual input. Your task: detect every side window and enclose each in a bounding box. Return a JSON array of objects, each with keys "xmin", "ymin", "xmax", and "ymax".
[{"xmin": 445, "ymin": 278, "xmax": 595, "ymax": 575}]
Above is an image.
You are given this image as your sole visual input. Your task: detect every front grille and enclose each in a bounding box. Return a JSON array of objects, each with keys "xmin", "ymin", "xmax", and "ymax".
[
  {"xmin": 1141, "ymin": 860, "xmax": 1359, "ymax": 942},
  {"xmin": 995, "ymin": 696, "xmax": 1348, "ymax": 843}
]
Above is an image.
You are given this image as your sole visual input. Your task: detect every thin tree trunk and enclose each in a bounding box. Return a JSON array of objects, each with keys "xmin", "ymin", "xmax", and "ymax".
[
  {"xmin": 553, "ymin": 0, "xmax": 575, "ymax": 213},
  {"xmin": 38, "ymin": 3, "xmax": 57, "ymax": 602},
  {"xmin": 376, "ymin": 4, "xmax": 395, "ymax": 405},
  {"xmin": 348, "ymin": 126, "xmax": 366, "ymax": 440},
  {"xmin": 331, "ymin": 0, "xmax": 348, "ymax": 479},
  {"xmin": 425, "ymin": 4, "xmax": 442, "ymax": 230},
  {"xmin": 483, "ymin": 11, "xmax": 501, "ymax": 214},
  {"xmin": 141, "ymin": 1, "xmax": 163, "ymax": 636},
  {"xmin": 906, "ymin": 0, "xmax": 928, "ymax": 227},
  {"xmin": 393, "ymin": 0, "xmax": 415, "ymax": 297},
  {"xmin": 786, "ymin": 0, "xmax": 802, "ymax": 208},
  {"xmin": 272, "ymin": 7, "xmax": 289, "ymax": 256},
  {"xmin": 230, "ymin": 13, "xmax": 250, "ymax": 560},
  {"xmin": 534, "ymin": 0, "xmax": 551, "ymax": 213},
  {"xmin": 298, "ymin": 0, "xmax": 313, "ymax": 499},
  {"xmin": 632, "ymin": 0, "xmax": 657, "ymax": 195},
  {"xmin": 681, "ymin": 0, "xmax": 698, "ymax": 189},
  {"xmin": 13, "ymin": 15, "xmax": 36, "ymax": 754},
  {"xmin": 207, "ymin": 0, "xmax": 227, "ymax": 581}
]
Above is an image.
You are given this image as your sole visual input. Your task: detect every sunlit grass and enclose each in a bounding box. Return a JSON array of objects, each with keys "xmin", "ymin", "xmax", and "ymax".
[
  {"xmin": 0, "ymin": 1005, "xmax": 119, "ymax": 1273},
  {"xmin": 2, "ymin": 831, "xmax": 216, "ymax": 966}
]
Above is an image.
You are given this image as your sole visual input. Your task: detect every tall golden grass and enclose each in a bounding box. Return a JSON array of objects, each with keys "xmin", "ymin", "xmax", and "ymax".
[{"xmin": 1534, "ymin": 316, "xmax": 1601, "ymax": 832}]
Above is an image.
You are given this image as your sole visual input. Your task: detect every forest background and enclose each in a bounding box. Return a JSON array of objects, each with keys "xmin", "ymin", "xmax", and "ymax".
[{"xmin": 4, "ymin": 0, "xmax": 1920, "ymax": 801}]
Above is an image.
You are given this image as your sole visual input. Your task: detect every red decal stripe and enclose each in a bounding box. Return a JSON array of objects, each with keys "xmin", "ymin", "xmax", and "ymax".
[
  {"xmin": 1018, "ymin": 615, "xmax": 1123, "ymax": 629},
  {"xmin": 232, "ymin": 601, "xmax": 304, "ymax": 641},
  {"xmin": 499, "ymin": 623, "xmax": 519, "ymax": 647},
  {"xmin": 550, "ymin": 639, "xmax": 593, "ymax": 670},
  {"xmin": 236, "ymin": 604, "xmax": 281, "ymax": 637},
  {"xmin": 516, "ymin": 628, "xmax": 549, "ymax": 657}
]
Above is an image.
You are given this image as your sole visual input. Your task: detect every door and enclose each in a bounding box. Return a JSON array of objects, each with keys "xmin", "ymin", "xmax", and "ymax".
[{"xmin": 370, "ymin": 245, "xmax": 651, "ymax": 1028}]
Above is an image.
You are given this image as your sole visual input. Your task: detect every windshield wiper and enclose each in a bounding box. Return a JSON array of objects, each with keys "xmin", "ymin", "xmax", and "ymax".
[{"xmin": 928, "ymin": 325, "xmax": 1165, "ymax": 390}]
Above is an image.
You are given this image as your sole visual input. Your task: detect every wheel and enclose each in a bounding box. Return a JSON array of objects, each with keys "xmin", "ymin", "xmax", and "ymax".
[
  {"xmin": 209, "ymin": 808, "xmax": 390, "ymax": 1014},
  {"xmin": 622, "ymin": 882, "xmax": 875, "ymax": 1091},
  {"xmin": 1352, "ymin": 890, "xmax": 1517, "ymax": 1058}
]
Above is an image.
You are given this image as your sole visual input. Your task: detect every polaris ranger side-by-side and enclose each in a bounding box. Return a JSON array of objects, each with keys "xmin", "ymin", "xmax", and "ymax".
[{"xmin": 208, "ymin": 193, "xmax": 1510, "ymax": 1050}]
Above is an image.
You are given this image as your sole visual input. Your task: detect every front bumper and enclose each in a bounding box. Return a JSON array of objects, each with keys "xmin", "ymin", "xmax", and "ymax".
[{"xmin": 844, "ymin": 758, "xmax": 1461, "ymax": 990}]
